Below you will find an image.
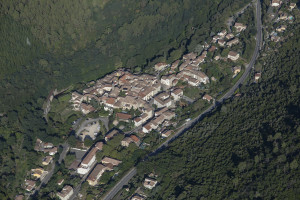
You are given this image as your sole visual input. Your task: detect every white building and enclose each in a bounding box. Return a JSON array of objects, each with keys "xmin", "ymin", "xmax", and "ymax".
[
  {"xmin": 57, "ymin": 185, "xmax": 73, "ymax": 200},
  {"xmin": 77, "ymin": 147, "xmax": 98, "ymax": 175},
  {"xmin": 143, "ymin": 178, "xmax": 158, "ymax": 189},
  {"xmin": 228, "ymin": 51, "xmax": 240, "ymax": 61}
]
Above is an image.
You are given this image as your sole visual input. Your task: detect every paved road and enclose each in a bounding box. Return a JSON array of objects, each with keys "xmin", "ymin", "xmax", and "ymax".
[
  {"xmin": 69, "ymin": 161, "xmax": 98, "ymax": 200},
  {"xmin": 101, "ymin": 1, "xmax": 262, "ymax": 199},
  {"xmin": 102, "ymin": 168, "xmax": 137, "ymax": 200}
]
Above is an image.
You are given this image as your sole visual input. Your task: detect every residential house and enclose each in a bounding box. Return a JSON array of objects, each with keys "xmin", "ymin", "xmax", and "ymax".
[
  {"xmin": 271, "ymin": 0, "xmax": 281, "ymax": 7},
  {"xmin": 171, "ymin": 88, "xmax": 183, "ymax": 101},
  {"xmin": 182, "ymin": 70, "xmax": 210, "ymax": 84},
  {"xmin": 191, "ymin": 55, "xmax": 205, "ymax": 66},
  {"xmin": 77, "ymin": 147, "xmax": 98, "ymax": 175},
  {"xmin": 42, "ymin": 156, "xmax": 53, "ymax": 165},
  {"xmin": 234, "ymin": 23, "xmax": 247, "ymax": 32},
  {"xmin": 182, "ymin": 52, "xmax": 197, "ymax": 61},
  {"xmin": 271, "ymin": 35, "xmax": 280, "ymax": 42},
  {"xmin": 153, "ymin": 96, "xmax": 172, "ymax": 108},
  {"xmin": 279, "ymin": 13, "xmax": 288, "ymax": 20},
  {"xmin": 160, "ymin": 75, "xmax": 177, "ymax": 87},
  {"xmin": 105, "ymin": 129, "xmax": 119, "ymax": 141},
  {"xmin": 80, "ymin": 103, "xmax": 95, "ymax": 114},
  {"xmin": 290, "ymin": 3, "xmax": 296, "ymax": 10},
  {"xmin": 131, "ymin": 194, "xmax": 145, "ymax": 200},
  {"xmin": 116, "ymin": 113, "xmax": 132, "ymax": 122},
  {"xmin": 162, "ymin": 130, "xmax": 173, "ymax": 138},
  {"xmin": 218, "ymin": 30, "xmax": 227, "ymax": 38},
  {"xmin": 57, "ymin": 179, "xmax": 64, "ymax": 186},
  {"xmin": 276, "ymin": 25, "xmax": 287, "ymax": 32},
  {"xmin": 130, "ymin": 135, "xmax": 141, "ymax": 146},
  {"xmin": 154, "ymin": 62, "xmax": 168, "ymax": 71},
  {"xmin": 218, "ymin": 39, "xmax": 226, "ymax": 47},
  {"xmin": 57, "ymin": 185, "xmax": 73, "ymax": 200},
  {"xmin": 228, "ymin": 51, "xmax": 240, "ymax": 61},
  {"xmin": 101, "ymin": 157, "xmax": 122, "ymax": 166},
  {"xmin": 208, "ymin": 46, "xmax": 217, "ymax": 52},
  {"xmin": 87, "ymin": 164, "xmax": 107, "ymax": 186},
  {"xmin": 44, "ymin": 146, "xmax": 58, "ymax": 155},
  {"xmin": 143, "ymin": 178, "xmax": 158, "ymax": 189},
  {"xmin": 203, "ymin": 94, "xmax": 213, "ymax": 102},
  {"xmin": 142, "ymin": 123, "xmax": 152, "ymax": 133},
  {"xmin": 255, "ymin": 73, "xmax": 262, "ymax": 81},
  {"xmin": 24, "ymin": 180, "xmax": 36, "ymax": 192},
  {"xmin": 170, "ymin": 60, "xmax": 180, "ymax": 71},
  {"xmin": 121, "ymin": 137, "xmax": 134, "ymax": 147},
  {"xmin": 232, "ymin": 66, "xmax": 241, "ymax": 76},
  {"xmin": 227, "ymin": 38, "xmax": 239, "ymax": 47},
  {"xmin": 212, "ymin": 35, "xmax": 220, "ymax": 43},
  {"xmin": 31, "ymin": 168, "xmax": 47, "ymax": 180},
  {"xmin": 15, "ymin": 195, "xmax": 24, "ymax": 200},
  {"xmin": 225, "ymin": 33, "xmax": 234, "ymax": 40}
]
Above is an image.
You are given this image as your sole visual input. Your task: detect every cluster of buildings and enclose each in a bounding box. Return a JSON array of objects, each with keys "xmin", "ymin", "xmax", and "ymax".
[
  {"xmin": 269, "ymin": 1, "xmax": 296, "ymax": 42},
  {"xmin": 20, "ymin": 139, "xmax": 58, "ymax": 194},
  {"xmin": 130, "ymin": 174, "xmax": 159, "ymax": 200}
]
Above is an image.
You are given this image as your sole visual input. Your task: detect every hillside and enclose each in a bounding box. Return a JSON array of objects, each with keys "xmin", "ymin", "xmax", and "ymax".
[
  {"xmin": 136, "ymin": 23, "xmax": 300, "ymax": 199},
  {"xmin": 0, "ymin": 0, "xmax": 252, "ymax": 198}
]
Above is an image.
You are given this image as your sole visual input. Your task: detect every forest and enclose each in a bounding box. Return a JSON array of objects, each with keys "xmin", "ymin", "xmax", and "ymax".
[
  {"xmin": 0, "ymin": 0, "xmax": 252, "ymax": 198},
  {"xmin": 135, "ymin": 22, "xmax": 300, "ymax": 199},
  {"xmin": 135, "ymin": 23, "xmax": 300, "ymax": 199}
]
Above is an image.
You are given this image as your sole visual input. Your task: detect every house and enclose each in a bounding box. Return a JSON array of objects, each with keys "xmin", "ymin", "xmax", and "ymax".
[
  {"xmin": 154, "ymin": 62, "xmax": 168, "ymax": 71},
  {"xmin": 271, "ymin": 35, "xmax": 280, "ymax": 42},
  {"xmin": 182, "ymin": 52, "xmax": 197, "ymax": 61},
  {"xmin": 15, "ymin": 195, "xmax": 24, "ymax": 200},
  {"xmin": 163, "ymin": 111, "xmax": 176, "ymax": 120},
  {"xmin": 225, "ymin": 33, "xmax": 234, "ymax": 40},
  {"xmin": 24, "ymin": 180, "xmax": 36, "ymax": 192},
  {"xmin": 131, "ymin": 194, "xmax": 145, "ymax": 200},
  {"xmin": 101, "ymin": 157, "xmax": 122, "ymax": 166},
  {"xmin": 105, "ymin": 129, "xmax": 119, "ymax": 141},
  {"xmin": 255, "ymin": 73, "xmax": 262, "ymax": 81},
  {"xmin": 42, "ymin": 156, "xmax": 53, "ymax": 165},
  {"xmin": 171, "ymin": 88, "xmax": 183, "ymax": 101},
  {"xmin": 191, "ymin": 55, "xmax": 205, "ymax": 66},
  {"xmin": 130, "ymin": 135, "xmax": 141, "ymax": 146},
  {"xmin": 227, "ymin": 38, "xmax": 239, "ymax": 47},
  {"xmin": 121, "ymin": 137, "xmax": 134, "ymax": 147},
  {"xmin": 116, "ymin": 113, "xmax": 132, "ymax": 122},
  {"xmin": 161, "ymin": 75, "xmax": 177, "ymax": 87},
  {"xmin": 170, "ymin": 60, "xmax": 180, "ymax": 71},
  {"xmin": 153, "ymin": 97, "xmax": 172, "ymax": 108},
  {"xmin": 162, "ymin": 130, "xmax": 173, "ymax": 138},
  {"xmin": 95, "ymin": 142, "xmax": 103, "ymax": 151},
  {"xmin": 232, "ymin": 66, "xmax": 241, "ymax": 76},
  {"xmin": 218, "ymin": 30, "xmax": 227, "ymax": 38},
  {"xmin": 77, "ymin": 147, "xmax": 98, "ymax": 175},
  {"xmin": 182, "ymin": 70, "xmax": 210, "ymax": 84},
  {"xmin": 44, "ymin": 146, "xmax": 58, "ymax": 155},
  {"xmin": 218, "ymin": 39, "xmax": 226, "ymax": 47},
  {"xmin": 208, "ymin": 46, "xmax": 217, "ymax": 52},
  {"xmin": 279, "ymin": 13, "xmax": 288, "ymax": 20},
  {"xmin": 228, "ymin": 51, "xmax": 240, "ymax": 61},
  {"xmin": 143, "ymin": 178, "xmax": 158, "ymax": 189},
  {"xmin": 80, "ymin": 103, "xmax": 95, "ymax": 114},
  {"xmin": 87, "ymin": 164, "xmax": 107, "ymax": 186},
  {"xmin": 103, "ymin": 97, "xmax": 116, "ymax": 111},
  {"xmin": 142, "ymin": 123, "xmax": 153, "ymax": 133},
  {"xmin": 276, "ymin": 25, "xmax": 287, "ymax": 32},
  {"xmin": 290, "ymin": 3, "xmax": 296, "ymax": 10},
  {"xmin": 57, "ymin": 185, "xmax": 73, "ymax": 200},
  {"xmin": 271, "ymin": 0, "xmax": 281, "ymax": 7},
  {"xmin": 234, "ymin": 23, "xmax": 247, "ymax": 32},
  {"xmin": 212, "ymin": 35, "xmax": 220, "ymax": 43},
  {"xmin": 57, "ymin": 179, "xmax": 64, "ymax": 186},
  {"xmin": 203, "ymin": 94, "xmax": 213, "ymax": 102},
  {"xmin": 31, "ymin": 168, "xmax": 47, "ymax": 180}
]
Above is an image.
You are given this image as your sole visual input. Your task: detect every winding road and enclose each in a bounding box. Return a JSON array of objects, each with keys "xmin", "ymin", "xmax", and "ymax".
[{"xmin": 101, "ymin": 0, "xmax": 262, "ymax": 199}]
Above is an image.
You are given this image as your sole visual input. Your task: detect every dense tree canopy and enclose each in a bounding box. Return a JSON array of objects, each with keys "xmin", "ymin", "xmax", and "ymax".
[{"xmin": 137, "ymin": 23, "xmax": 300, "ymax": 199}]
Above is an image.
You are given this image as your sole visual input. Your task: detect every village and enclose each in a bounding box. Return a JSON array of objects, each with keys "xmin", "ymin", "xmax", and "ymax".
[{"xmin": 14, "ymin": 1, "xmax": 299, "ymax": 200}]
